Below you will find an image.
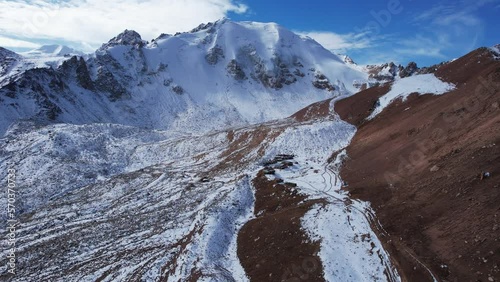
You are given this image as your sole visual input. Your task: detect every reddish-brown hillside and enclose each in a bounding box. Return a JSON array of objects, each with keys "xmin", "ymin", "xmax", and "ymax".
[{"xmin": 336, "ymin": 47, "xmax": 500, "ymax": 282}]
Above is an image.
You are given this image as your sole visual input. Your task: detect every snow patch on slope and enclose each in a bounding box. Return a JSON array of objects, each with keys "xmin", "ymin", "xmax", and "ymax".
[
  {"xmin": 368, "ymin": 74, "xmax": 455, "ymax": 119},
  {"xmin": 263, "ymin": 117, "xmax": 401, "ymax": 281},
  {"xmin": 169, "ymin": 176, "xmax": 254, "ymax": 282},
  {"xmin": 490, "ymin": 44, "xmax": 500, "ymax": 59},
  {"xmin": 302, "ymin": 202, "xmax": 398, "ymax": 282},
  {"xmin": 265, "ymin": 119, "xmax": 355, "ymax": 163}
]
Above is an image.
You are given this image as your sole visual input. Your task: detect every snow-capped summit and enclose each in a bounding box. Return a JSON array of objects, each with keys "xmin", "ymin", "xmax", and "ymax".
[
  {"xmin": 100, "ymin": 29, "xmax": 146, "ymax": 49},
  {"xmin": 23, "ymin": 44, "xmax": 84, "ymax": 57},
  {"xmin": 362, "ymin": 60, "xmax": 446, "ymax": 83},
  {"xmin": 341, "ymin": 55, "xmax": 356, "ymax": 65},
  {"xmin": 0, "ymin": 19, "xmax": 373, "ymax": 135}
]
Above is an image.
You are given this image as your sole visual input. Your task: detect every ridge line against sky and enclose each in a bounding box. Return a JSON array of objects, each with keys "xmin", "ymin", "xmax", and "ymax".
[{"xmin": 0, "ymin": 0, "xmax": 498, "ymax": 66}]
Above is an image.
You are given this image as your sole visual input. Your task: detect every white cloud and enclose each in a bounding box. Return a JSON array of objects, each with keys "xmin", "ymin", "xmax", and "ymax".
[
  {"xmin": 396, "ymin": 35, "xmax": 447, "ymax": 59},
  {"xmin": 0, "ymin": 36, "xmax": 41, "ymax": 49},
  {"xmin": 395, "ymin": 48, "xmax": 447, "ymax": 59},
  {"xmin": 0, "ymin": 0, "xmax": 248, "ymax": 51},
  {"xmin": 297, "ymin": 31, "xmax": 373, "ymax": 53},
  {"xmin": 401, "ymin": 0, "xmax": 496, "ymax": 62},
  {"xmin": 413, "ymin": 0, "xmax": 499, "ymax": 24}
]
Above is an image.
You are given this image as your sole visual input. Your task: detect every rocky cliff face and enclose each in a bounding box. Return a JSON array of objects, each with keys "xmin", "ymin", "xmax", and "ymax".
[
  {"xmin": 0, "ymin": 47, "xmax": 21, "ymax": 85},
  {"xmin": 0, "ymin": 20, "xmax": 371, "ymax": 136},
  {"xmin": 365, "ymin": 60, "xmax": 445, "ymax": 82}
]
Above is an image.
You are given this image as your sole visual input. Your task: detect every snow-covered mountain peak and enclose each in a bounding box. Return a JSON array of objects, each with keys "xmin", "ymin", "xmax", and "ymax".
[
  {"xmin": 0, "ymin": 47, "xmax": 20, "ymax": 60},
  {"xmin": 188, "ymin": 17, "xmax": 228, "ymax": 33},
  {"xmin": 0, "ymin": 20, "xmax": 372, "ymax": 136},
  {"xmin": 23, "ymin": 44, "xmax": 83, "ymax": 57},
  {"xmin": 101, "ymin": 29, "xmax": 146, "ymax": 50},
  {"xmin": 341, "ymin": 55, "xmax": 356, "ymax": 65}
]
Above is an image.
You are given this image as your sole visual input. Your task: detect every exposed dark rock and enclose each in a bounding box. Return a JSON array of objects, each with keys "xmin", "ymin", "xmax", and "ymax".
[
  {"xmin": 399, "ymin": 61, "xmax": 418, "ymax": 78},
  {"xmin": 418, "ymin": 61, "xmax": 447, "ymax": 74},
  {"xmin": 343, "ymin": 55, "xmax": 356, "ymax": 65},
  {"xmin": 312, "ymin": 72, "xmax": 335, "ymax": 92},
  {"xmin": 0, "ymin": 47, "xmax": 20, "ymax": 78},
  {"xmin": 190, "ymin": 22, "xmax": 216, "ymax": 33},
  {"xmin": 205, "ymin": 45, "xmax": 225, "ymax": 65},
  {"xmin": 100, "ymin": 30, "xmax": 146, "ymax": 50},
  {"xmin": 293, "ymin": 68, "xmax": 305, "ymax": 77},
  {"xmin": 111, "ymin": 30, "xmax": 144, "ymax": 46},
  {"xmin": 293, "ymin": 59, "xmax": 304, "ymax": 68},
  {"xmin": 163, "ymin": 79, "xmax": 173, "ymax": 87},
  {"xmin": 227, "ymin": 60, "xmax": 247, "ymax": 81},
  {"xmin": 252, "ymin": 56, "xmax": 298, "ymax": 89},
  {"xmin": 94, "ymin": 67, "xmax": 128, "ymax": 101},
  {"xmin": 157, "ymin": 63, "xmax": 167, "ymax": 72},
  {"xmin": 49, "ymin": 77, "xmax": 65, "ymax": 91},
  {"xmin": 172, "ymin": 85, "xmax": 184, "ymax": 95},
  {"xmin": 75, "ymin": 58, "xmax": 94, "ymax": 90},
  {"xmin": 366, "ymin": 62, "xmax": 399, "ymax": 81}
]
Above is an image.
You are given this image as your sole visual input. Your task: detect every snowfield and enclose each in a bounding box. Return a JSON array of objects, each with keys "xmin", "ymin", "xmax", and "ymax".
[
  {"xmin": 0, "ymin": 113, "xmax": 401, "ymax": 281},
  {"xmin": 368, "ymin": 74, "xmax": 455, "ymax": 119},
  {"xmin": 264, "ymin": 118, "xmax": 400, "ymax": 282}
]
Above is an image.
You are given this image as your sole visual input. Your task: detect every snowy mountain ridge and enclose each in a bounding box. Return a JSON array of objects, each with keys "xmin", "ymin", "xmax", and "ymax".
[
  {"xmin": 22, "ymin": 45, "xmax": 84, "ymax": 57},
  {"xmin": 0, "ymin": 44, "xmax": 86, "ymax": 90},
  {"xmin": 0, "ymin": 19, "xmax": 374, "ymax": 136}
]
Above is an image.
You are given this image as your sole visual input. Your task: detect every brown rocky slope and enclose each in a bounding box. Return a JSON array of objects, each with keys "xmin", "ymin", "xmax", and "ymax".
[{"xmin": 335, "ymin": 47, "xmax": 500, "ymax": 282}]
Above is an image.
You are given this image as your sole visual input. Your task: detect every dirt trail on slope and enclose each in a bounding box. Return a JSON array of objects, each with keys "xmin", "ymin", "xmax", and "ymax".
[
  {"xmin": 238, "ymin": 170, "xmax": 326, "ymax": 282},
  {"xmin": 335, "ymin": 48, "xmax": 500, "ymax": 282}
]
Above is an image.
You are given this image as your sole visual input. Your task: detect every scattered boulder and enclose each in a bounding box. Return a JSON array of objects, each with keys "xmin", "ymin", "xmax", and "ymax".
[
  {"xmin": 163, "ymin": 79, "xmax": 172, "ymax": 87},
  {"xmin": 480, "ymin": 172, "xmax": 491, "ymax": 180},
  {"xmin": 277, "ymin": 161, "xmax": 294, "ymax": 170},
  {"xmin": 157, "ymin": 63, "xmax": 167, "ymax": 72},
  {"xmin": 263, "ymin": 154, "xmax": 295, "ymax": 166},
  {"xmin": 172, "ymin": 85, "xmax": 184, "ymax": 95},
  {"xmin": 263, "ymin": 167, "xmax": 276, "ymax": 175}
]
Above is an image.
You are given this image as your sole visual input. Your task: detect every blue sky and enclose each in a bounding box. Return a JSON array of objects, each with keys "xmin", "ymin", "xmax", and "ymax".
[
  {"xmin": 0, "ymin": 0, "xmax": 498, "ymax": 66},
  {"xmin": 228, "ymin": 0, "xmax": 500, "ymax": 66}
]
